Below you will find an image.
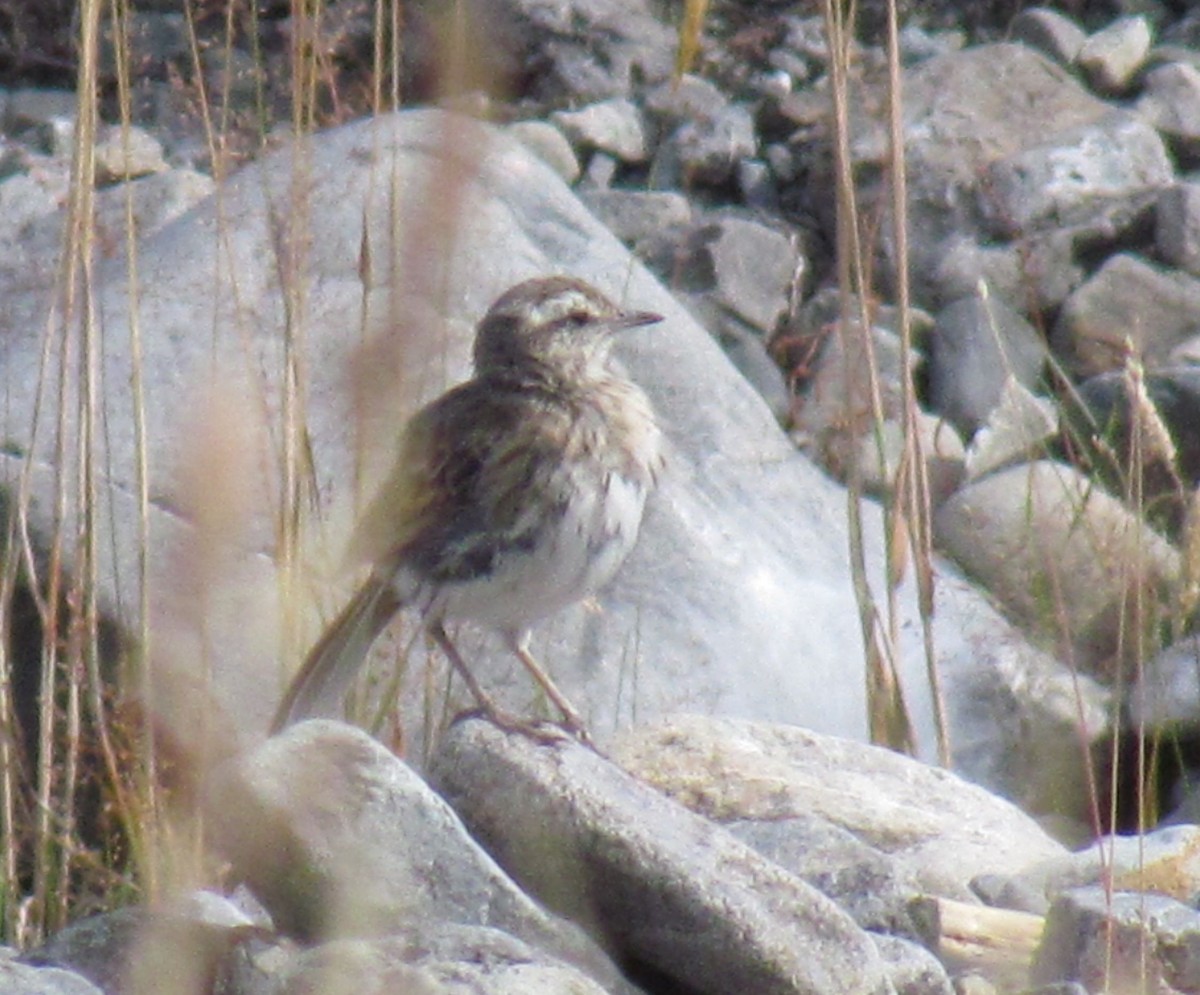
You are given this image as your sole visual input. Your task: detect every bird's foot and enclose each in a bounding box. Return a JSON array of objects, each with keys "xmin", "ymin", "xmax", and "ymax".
[{"xmin": 453, "ymin": 705, "xmax": 592, "ymax": 747}]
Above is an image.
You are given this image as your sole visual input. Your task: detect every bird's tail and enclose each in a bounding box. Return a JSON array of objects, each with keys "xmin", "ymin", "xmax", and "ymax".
[{"xmin": 269, "ymin": 576, "xmax": 404, "ymax": 733}]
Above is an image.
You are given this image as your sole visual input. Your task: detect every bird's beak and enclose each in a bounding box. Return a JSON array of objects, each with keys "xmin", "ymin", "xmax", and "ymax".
[{"xmin": 613, "ymin": 309, "xmax": 663, "ymax": 330}]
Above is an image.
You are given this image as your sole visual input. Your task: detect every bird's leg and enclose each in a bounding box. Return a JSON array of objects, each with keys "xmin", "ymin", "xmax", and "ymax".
[
  {"xmin": 428, "ymin": 620, "xmax": 519, "ymax": 726},
  {"xmin": 506, "ymin": 631, "xmax": 592, "ymax": 744}
]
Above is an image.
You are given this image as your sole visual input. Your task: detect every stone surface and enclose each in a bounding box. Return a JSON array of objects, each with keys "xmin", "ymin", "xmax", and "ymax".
[
  {"xmin": 927, "ymin": 293, "xmax": 1048, "ymax": 437},
  {"xmin": 205, "ymin": 721, "xmax": 628, "ymax": 992},
  {"xmin": 669, "ymin": 102, "xmax": 757, "ymax": 186},
  {"xmin": 279, "ymin": 926, "xmax": 612, "ymax": 995},
  {"xmin": 1031, "ymin": 886, "xmax": 1200, "ymax": 990},
  {"xmin": 431, "ymin": 719, "xmax": 892, "ymax": 995},
  {"xmin": 979, "ymin": 111, "xmax": 1171, "ymax": 240},
  {"xmin": 1157, "ymin": 181, "xmax": 1200, "ymax": 275},
  {"xmin": 0, "ymin": 960, "xmax": 101, "ymax": 995},
  {"xmin": 1010, "ymin": 7, "xmax": 1087, "ymax": 66},
  {"xmin": 1077, "ymin": 15, "xmax": 1153, "ymax": 94},
  {"xmin": 505, "ymin": 120, "xmax": 580, "ymax": 184},
  {"xmin": 577, "ymin": 188, "xmax": 692, "ymax": 246},
  {"xmin": 963, "ymin": 379, "xmax": 1058, "ymax": 481},
  {"xmin": 706, "ymin": 214, "xmax": 800, "ymax": 333},
  {"xmin": 1053, "ymin": 253, "xmax": 1200, "ymax": 377},
  {"xmin": 0, "ymin": 109, "xmax": 985, "ymax": 773},
  {"xmin": 1137, "ymin": 61, "xmax": 1200, "ymax": 164},
  {"xmin": 935, "ymin": 460, "xmax": 1179, "ymax": 674},
  {"xmin": 612, "ymin": 716, "xmax": 1067, "ymax": 904},
  {"xmin": 551, "ymin": 98, "xmax": 648, "ymax": 163}
]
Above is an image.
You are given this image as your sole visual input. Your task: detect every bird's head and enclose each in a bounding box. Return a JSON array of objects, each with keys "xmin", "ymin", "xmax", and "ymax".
[{"xmin": 473, "ymin": 276, "xmax": 661, "ymax": 378}]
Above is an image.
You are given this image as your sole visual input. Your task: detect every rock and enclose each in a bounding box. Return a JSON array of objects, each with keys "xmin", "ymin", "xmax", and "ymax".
[
  {"xmin": 643, "ymin": 73, "xmax": 728, "ymax": 123},
  {"xmin": 4, "ymin": 88, "xmax": 78, "ymax": 132},
  {"xmin": 1137, "ymin": 61, "xmax": 1200, "ymax": 165},
  {"xmin": 847, "ymin": 413, "xmax": 966, "ymax": 507},
  {"xmin": 498, "ymin": 0, "xmax": 677, "ymax": 105},
  {"xmin": 205, "ymin": 721, "xmax": 628, "ymax": 991},
  {"xmin": 551, "ymin": 98, "xmax": 648, "ymax": 164},
  {"xmin": 1031, "ymin": 886, "xmax": 1200, "ymax": 990},
  {"xmin": 1016, "ymin": 824, "xmax": 1200, "ymax": 907},
  {"xmin": 0, "ymin": 959, "xmax": 101, "ymax": 995},
  {"xmin": 1053, "ymin": 253, "xmax": 1200, "ymax": 377},
  {"xmin": 0, "ymin": 108, "xmax": 1084, "ymax": 800},
  {"xmin": 1067, "ymin": 365, "xmax": 1200, "ymax": 531},
  {"xmin": 927, "ymin": 293, "xmax": 1048, "ymax": 437},
  {"xmin": 857, "ymin": 43, "xmax": 1117, "ymax": 303},
  {"xmin": 964, "ymin": 380, "xmax": 1059, "ymax": 482},
  {"xmin": 929, "ymin": 231, "xmax": 1084, "ymax": 313},
  {"xmin": 577, "ymin": 188, "xmax": 692, "ymax": 246},
  {"xmin": 1129, "ymin": 636, "xmax": 1200, "ymax": 731},
  {"xmin": 430, "ymin": 719, "xmax": 892, "ymax": 995},
  {"xmin": 934, "ymin": 460, "xmax": 1179, "ymax": 674},
  {"xmin": 505, "ymin": 120, "xmax": 580, "ymax": 183},
  {"xmin": 682, "ymin": 292, "xmax": 792, "ymax": 420},
  {"xmin": 92, "ymin": 123, "xmax": 168, "ymax": 184},
  {"xmin": 979, "ymin": 112, "xmax": 1171, "ymax": 240},
  {"xmin": 669, "ymin": 102, "xmax": 757, "ymax": 186},
  {"xmin": 873, "ymin": 934, "xmax": 955, "ymax": 995},
  {"xmin": 278, "ymin": 926, "xmax": 612, "ymax": 995},
  {"xmin": 706, "ymin": 214, "xmax": 801, "ymax": 333},
  {"xmin": 612, "ymin": 716, "xmax": 1067, "ymax": 904},
  {"xmin": 1010, "ymin": 7, "xmax": 1087, "ymax": 66},
  {"xmin": 1077, "ymin": 15, "xmax": 1153, "ymax": 94},
  {"xmin": 20, "ymin": 899, "xmax": 260, "ymax": 995},
  {"xmin": 1157, "ymin": 181, "xmax": 1200, "ymax": 275}
]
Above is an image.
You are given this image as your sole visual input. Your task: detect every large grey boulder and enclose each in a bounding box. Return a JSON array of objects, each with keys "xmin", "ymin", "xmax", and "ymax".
[{"xmin": 0, "ymin": 109, "xmax": 1085, "ymax": 797}]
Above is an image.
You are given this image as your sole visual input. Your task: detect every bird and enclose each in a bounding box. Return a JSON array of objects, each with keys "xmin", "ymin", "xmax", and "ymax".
[{"xmin": 270, "ymin": 275, "xmax": 666, "ymax": 738}]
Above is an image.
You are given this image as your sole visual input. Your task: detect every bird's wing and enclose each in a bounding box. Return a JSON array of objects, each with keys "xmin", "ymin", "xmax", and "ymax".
[{"xmin": 344, "ymin": 378, "xmax": 579, "ymax": 585}]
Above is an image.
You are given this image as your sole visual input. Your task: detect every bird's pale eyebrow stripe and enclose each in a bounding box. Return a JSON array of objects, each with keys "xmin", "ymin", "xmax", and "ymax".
[{"xmin": 527, "ymin": 290, "xmax": 605, "ymax": 326}]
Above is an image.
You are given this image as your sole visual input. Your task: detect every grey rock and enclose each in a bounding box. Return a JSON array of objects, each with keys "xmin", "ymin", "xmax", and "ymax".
[
  {"xmin": 505, "ymin": 120, "xmax": 580, "ymax": 184},
  {"xmin": 431, "ymin": 719, "xmax": 892, "ymax": 995},
  {"xmin": 0, "ymin": 960, "xmax": 101, "ymax": 995},
  {"xmin": 613, "ymin": 716, "xmax": 1067, "ymax": 904},
  {"xmin": 279, "ymin": 925, "xmax": 613, "ymax": 995},
  {"xmin": 706, "ymin": 214, "xmax": 800, "ymax": 333},
  {"xmin": 21, "ymin": 899, "xmax": 262, "ymax": 995},
  {"xmin": 927, "ymin": 293, "xmax": 1048, "ymax": 437},
  {"xmin": 1157, "ymin": 181, "xmax": 1200, "ymax": 274},
  {"xmin": 737, "ymin": 158, "xmax": 778, "ymax": 211},
  {"xmin": 1138, "ymin": 61, "xmax": 1200, "ymax": 165},
  {"xmin": 500, "ymin": 0, "xmax": 677, "ymax": 104},
  {"xmin": 100, "ymin": 11, "xmax": 190, "ymax": 76},
  {"xmin": 859, "ymin": 43, "xmax": 1116, "ymax": 303},
  {"xmin": 577, "ymin": 189, "xmax": 691, "ymax": 245},
  {"xmin": 670, "ymin": 102, "xmax": 757, "ymax": 186},
  {"xmin": 1031, "ymin": 886, "xmax": 1200, "ymax": 990},
  {"xmin": 581, "ymin": 150, "xmax": 619, "ymax": 189},
  {"xmin": 1010, "ymin": 7, "xmax": 1087, "ymax": 66},
  {"xmin": 1077, "ymin": 15, "xmax": 1153, "ymax": 94},
  {"xmin": 0, "ymin": 108, "xmax": 1078, "ymax": 799},
  {"xmin": 964, "ymin": 380, "xmax": 1058, "ymax": 482},
  {"xmin": 872, "ymin": 934, "xmax": 955, "ymax": 995},
  {"xmin": 1017, "ymin": 825, "xmax": 1200, "ymax": 908},
  {"xmin": 92, "ymin": 124, "xmax": 168, "ymax": 184},
  {"xmin": 846, "ymin": 412, "xmax": 965, "ymax": 508},
  {"xmin": 727, "ymin": 813, "xmax": 925, "ymax": 939},
  {"xmin": 1053, "ymin": 253, "xmax": 1200, "ymax": 376},
  {"xmin": 206, "ymin": 721, "xmax": 628, "ymax": 992},
  {"xmin": 643, "ymin": 74, "xmax": 728, "ymax": 123},
  {"xmin": 551, "ymin": 99, "xmax": 647, "ymax": 164},
  {"xmin": 935, "ymin": 460, "xmax": 1179, "ymax": 673},
  {"xmin": 1129, "ymin": 635, "xmax": 1200, "ymax": 730},
  {"xmin": 4, "ymin": 88, "xmax": 78, "ymax": 132},
  {"xmin": 930, "ymin": 231, "xmax": 1083, "ymax": 313},
  {"xmin": 682, "ymin": 293, "xmax": 792, "ymax": 421},
  {"xmin": 980, "ymin": 111, "xmax": 1171, "ymax": 240}
]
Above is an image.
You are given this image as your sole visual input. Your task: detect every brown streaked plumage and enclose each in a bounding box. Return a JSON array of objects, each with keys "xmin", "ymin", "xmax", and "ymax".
[{"xmin": 270, "ymin": 276, "xmax": 665, "ymax": 737}]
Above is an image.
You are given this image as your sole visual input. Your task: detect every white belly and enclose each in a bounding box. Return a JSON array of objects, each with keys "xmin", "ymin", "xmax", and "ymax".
[{"xmin": 427, "ymin": 470, "xmax": 648, "ymax": 635}]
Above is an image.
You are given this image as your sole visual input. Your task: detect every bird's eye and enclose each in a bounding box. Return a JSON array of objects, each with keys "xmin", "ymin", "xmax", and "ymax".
[{"xmin": 566, "ymin": 309, "xmax": 592, "ymax": 327}]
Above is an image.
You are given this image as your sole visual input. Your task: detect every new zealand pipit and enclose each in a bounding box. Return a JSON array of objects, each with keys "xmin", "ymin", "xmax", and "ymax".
[{"xmin": 270, "ymin": 276, "xmax": 665, "ymax": 737}]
